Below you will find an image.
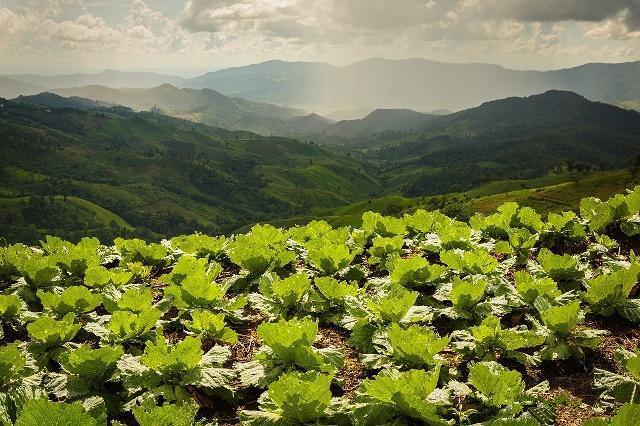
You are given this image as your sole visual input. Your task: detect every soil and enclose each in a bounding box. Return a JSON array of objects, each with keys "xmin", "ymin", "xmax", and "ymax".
[{"xmin": 317, "ymin": 325, "xmax": 368, "ymax": 400}]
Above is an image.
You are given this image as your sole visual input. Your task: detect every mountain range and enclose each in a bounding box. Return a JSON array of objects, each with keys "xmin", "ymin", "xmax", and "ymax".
[
  {"xmin": 49, "ymin": 84, "xmax": 303, "ymax": 131},
  {"xmin": 8, "ymin": 70, "xmax": 187, "ymax": 90},
  {"xmin": 182, "ymin": 59, "xmax": 640, "ymax": 112},
  {"xmin": 4, "ymin": 58, "xmax": 640, "ymax": 115},
  {"xmin": 10, "ymin": 89, "xmax": 442, "ymax": 137},
  {"xmin": 0, "ymin": 76, "xmax": 44, "ymax": 99},
  {"xmin": 2, "ymin": 89, "xmax": 640, "ymax": 242}
]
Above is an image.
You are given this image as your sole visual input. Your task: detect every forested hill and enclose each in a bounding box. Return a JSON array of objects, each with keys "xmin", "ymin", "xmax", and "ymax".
[
  {"xmin": 421, "ymin": 90, "xmax": 640, "ymax": 135},
  {"xmin": 361, "ymin": 91, "xmax": 640, "ymax": 196},
  {"xmin": 0, "ymin": 100, "xmax": 380, "ymax": 243}
]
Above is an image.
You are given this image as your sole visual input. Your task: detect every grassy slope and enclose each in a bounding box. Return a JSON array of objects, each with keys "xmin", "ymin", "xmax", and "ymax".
[
  {"xmin": 239, "ymin": 169, "xmax": 640, "ymax": 232},
  {"xmin": 0, "ymin": 196, "xmax": 133, "ymax": 230},
  {"xmin": 464, "ymin": 169, "xmax": 640, "ymax": 214}
]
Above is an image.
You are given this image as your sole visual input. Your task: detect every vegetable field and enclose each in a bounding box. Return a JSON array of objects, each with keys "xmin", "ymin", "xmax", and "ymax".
[{"xmin": 2, "ymin": 188, "xmax": 640, "ymax": 425}]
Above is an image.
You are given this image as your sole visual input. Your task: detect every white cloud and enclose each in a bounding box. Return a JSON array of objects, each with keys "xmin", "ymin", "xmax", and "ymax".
[
  {"xmin": 585, "ymin": 17, "xmax": 640, "ymax": 40},
  {"xmin": 177, "ymin": 0, "xmax": 640, "ymax": 44},
  {"xmin": 44, "ymin": 14, "xmax": 120, "ymax": 43},
  {"xmin": 0, "ymin": 0, "xmax": 639, "ymax": 72}
]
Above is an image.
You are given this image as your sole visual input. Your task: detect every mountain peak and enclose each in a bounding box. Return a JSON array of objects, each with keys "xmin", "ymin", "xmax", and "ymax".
[
  {"xmin": 533, "ymin": 89, "xmax": 588, "ymax": 100},
  {"xmin": 153, "ymin": 83, "xmax": 178, "ymax": 90}
]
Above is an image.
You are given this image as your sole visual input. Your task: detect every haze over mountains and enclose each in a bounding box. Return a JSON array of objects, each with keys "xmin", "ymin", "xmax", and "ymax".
[
  {"xmin": 3, "ymin": 58, "xmax": 640, "ymax": 118},
  {"xmin": 182, "ymin": 59, "xmax": 640, "ymax": 113},
  {"xmin": 0, "ymin": 77, "xmax": 45, "ymax": 100},
  {"xmin": 49, "ymin": 85, "xmax": 303, "ymax": 131},
  {"xmin": 8, "ymin": 70, "xmax": 187, "ymax": 90},
  {"xmin": 8, "ymin": 89, "xmax": 444, "ymax": 137}
]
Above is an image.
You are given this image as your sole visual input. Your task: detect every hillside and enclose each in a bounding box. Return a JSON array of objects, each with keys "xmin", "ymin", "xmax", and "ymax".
[
  {"xmin": 182, "ymin": 58, "xmax": 640, "ymax": 113},
  {"xmin": 620, "ymin": 99, "xmax": 640, "ymax": 111},
  {"xmin": 51, "ymin": 84, "xmax": 304, "ymax": 132},
  {"xmin": 239, "ymin": 168, "xmax": 640, "ymax": 232},
  {"xmin": 0, "ymin": 100, "xmax": 380, "ymax": 243},
  {"xmin": 1, "ymin": 187, "xmax": 639, "ymax": 425},
  {"xmin": 358, "ymin": 91, "xmax": 640, "ymax": 196},
  {"xmin": 325, "ymin": 169, "xmax": 640, "ymax": 229}
]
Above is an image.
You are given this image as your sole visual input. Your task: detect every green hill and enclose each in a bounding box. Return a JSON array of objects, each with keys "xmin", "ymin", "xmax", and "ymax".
[
  {"xmin": 360, "ymin": 91, "xmax": 640, "ymax": 196},
  {"xmin": 240, "ymin": 168, "xmax": 640, "ymax": 231},
  {"xmin": 3, "ymin": 90, "xmax": 640, "ymax": 243},
  {"xmin": 0, "ymin": 100, "xmax": 380, "ymax": 243}
]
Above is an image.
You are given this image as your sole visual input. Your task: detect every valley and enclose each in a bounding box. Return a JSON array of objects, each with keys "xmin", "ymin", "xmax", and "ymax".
[{"xmin": 2, "ymin": 88, "xmax": 640, "ymax": 244}]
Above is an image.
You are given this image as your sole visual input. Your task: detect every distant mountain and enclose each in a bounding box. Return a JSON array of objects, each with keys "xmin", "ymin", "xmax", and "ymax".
[
  {"xmin": 188, "ymin": 60, "xmax": 338, "ymax": 106},
  {"xmin": 9, "ymin": 70, "xmax": 186, "ymax": 89},
  {"xmin": 325, "ymin": 109, "xmax": 434, "ymax": 138},
  {"xmin": 288, "ymin": 114, "xmax": 335, "ymax": 134},
  {"xmin": 326, "ymin": 109, "xmax": 376, "ymax": 121},
  {"xmin": 12, "ymin": 92, "xmax": 109, "ymax": 110},
  {"xmin": 362, "ymin": 91, "xmax": 640, "ymax": 196},
  {"xmin": 0, "ymin": 76, "xmax": 44, "ymax": 99},
  {"xmin": 51, "ymin": 84, "xmax": 303, "ymax": 131},
  {"xmin": 184, "ymin": 58, "xmax": 640, "ymax": 112}
]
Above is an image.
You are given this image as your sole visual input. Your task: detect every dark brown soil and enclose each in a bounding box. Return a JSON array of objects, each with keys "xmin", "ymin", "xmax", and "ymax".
[
  {"xmin": 317, "ymin": 325, "xmax": 368, "ymax": 400},
  {"xmin": 533, "ymin": 316, "xmax": 640, "ymax": 425},
  {"xmin": 218, "ymin": 263, "xmax": 241, "ymax": 281}
]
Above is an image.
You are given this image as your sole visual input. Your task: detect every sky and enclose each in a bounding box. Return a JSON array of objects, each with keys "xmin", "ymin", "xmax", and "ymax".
[{"xmin": 1, "ymin": 0, "xmax": 640, "ymax": 75}]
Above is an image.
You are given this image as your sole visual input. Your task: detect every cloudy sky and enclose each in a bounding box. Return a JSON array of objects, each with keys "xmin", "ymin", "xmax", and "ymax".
[{"xmin": 1, "ymin": 0, "xmax": 640, "ymax": 75}]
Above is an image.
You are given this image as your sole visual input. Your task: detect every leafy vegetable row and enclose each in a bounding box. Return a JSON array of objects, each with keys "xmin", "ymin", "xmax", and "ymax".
[{"xmin": 0, "ymin": 186, "xmax": 639, "ymax": 425}]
